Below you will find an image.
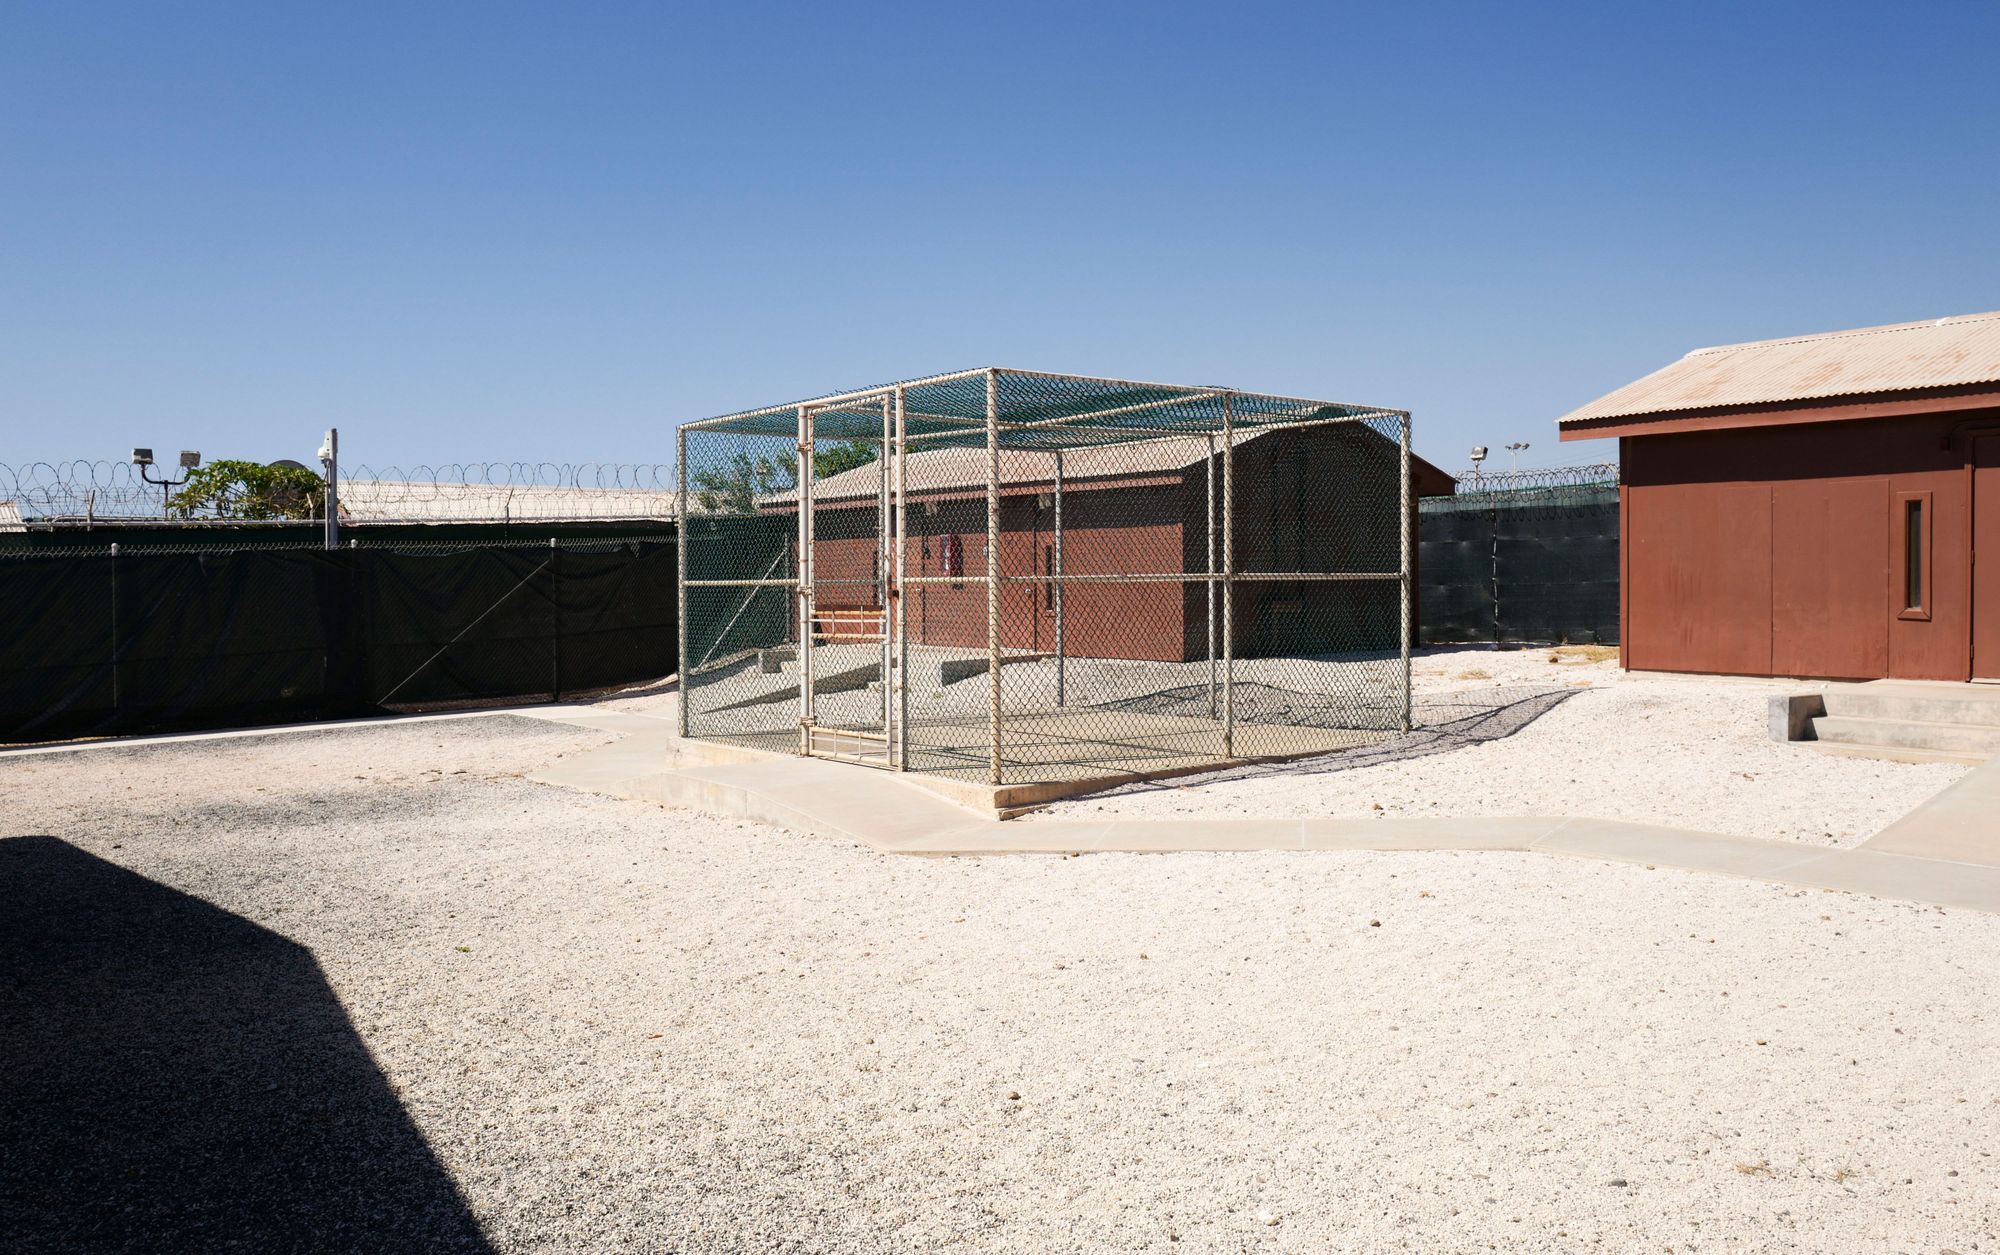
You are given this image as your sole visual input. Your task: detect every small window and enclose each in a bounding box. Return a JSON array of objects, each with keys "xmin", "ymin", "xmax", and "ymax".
[
  {"xmin": 1896, "ymin": 490, "xmax": 1932, "ymax": 622},
  {"xmin": 1904, "ymin": 499, "xmax": 1923, "ymax": 611}
]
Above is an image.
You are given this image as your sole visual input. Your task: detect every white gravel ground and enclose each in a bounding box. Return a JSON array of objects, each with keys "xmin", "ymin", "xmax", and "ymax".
[
  {"xmin": 1028, "ymin": 647, "xmax": 1968, "ymax": 847},
  {"xmin": 6, "ymin": 715, "xmax": 1999, "ymax": 1253}
]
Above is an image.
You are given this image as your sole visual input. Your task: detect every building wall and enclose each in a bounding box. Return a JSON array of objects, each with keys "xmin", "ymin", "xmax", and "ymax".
[
  {"xmin": 811, "ymin": 485, "xmax": 1191, "ymax": 662},
  {"xmin": 1621, "ymin": 410, "xmax": 1984, "ymax": 680},
  {"xmin": 802, "ymin": 423, "xmax": 1436, "ymax": 666}
]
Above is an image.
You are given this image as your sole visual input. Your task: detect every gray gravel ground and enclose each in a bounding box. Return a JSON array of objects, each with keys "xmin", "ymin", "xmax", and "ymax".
[
  {"xmin": 6, "ymin": 714, "xmax": 1999, "ymax": 1252},
  {"xmin": 1031, "ymin": 647, "xmax": 1967, "ymax": 846}
]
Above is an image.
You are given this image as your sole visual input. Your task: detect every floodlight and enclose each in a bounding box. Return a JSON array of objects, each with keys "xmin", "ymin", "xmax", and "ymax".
[
  {"xmin": 179, "ymin": 450, "xmax": 201, "ymax": 469},
  {"xmin": 1469, "ymin": 446, "xmax": 1487, "ymax": 465},
  {"xmin": 130, "ymin": 448, "xmax": 154, "ymax": 466}
]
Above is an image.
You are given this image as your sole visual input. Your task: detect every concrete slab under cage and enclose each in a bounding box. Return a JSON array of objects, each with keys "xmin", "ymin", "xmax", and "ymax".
[{"xmin": 688, "ymin": 711, "xmax": 1392, "ymax": 817}]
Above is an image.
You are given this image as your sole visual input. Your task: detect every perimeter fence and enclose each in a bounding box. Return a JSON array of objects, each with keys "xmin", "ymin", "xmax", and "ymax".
[
  {"xmin": 1418, "ymin": 463, "xmax": 1619, "ymax": 646},
  {"xmin": 0, "ymin": 531, "xmax": 677, "ymax": 743}
]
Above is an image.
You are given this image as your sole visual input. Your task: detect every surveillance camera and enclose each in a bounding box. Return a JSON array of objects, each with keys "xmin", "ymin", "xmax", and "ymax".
[
  {"xmin": 316, "ymin": 441, "xmax": 333, "ymax": 463},
  {"xmin": 130, "ymin": 448, "xmax": 154, "ymax": 466},
  {"xmin": 179, "ymin": 450, "xmax": 201, "ymax": 469}
]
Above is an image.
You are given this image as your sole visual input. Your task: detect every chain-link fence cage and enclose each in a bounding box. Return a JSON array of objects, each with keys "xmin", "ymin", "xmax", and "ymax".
[{"xmin": 678, "ymin": 368, "xmax": 1412, "ymax": 789}]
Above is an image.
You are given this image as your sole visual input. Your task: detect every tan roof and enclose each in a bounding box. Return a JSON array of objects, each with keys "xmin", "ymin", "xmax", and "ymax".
[
  {"xmin": 1559, "ymin": 310, "xmax": 2000, "ymax": 425},
  {"xmin": 797, "ymin": 433, "xmax": 1250, "ymax": 504}
]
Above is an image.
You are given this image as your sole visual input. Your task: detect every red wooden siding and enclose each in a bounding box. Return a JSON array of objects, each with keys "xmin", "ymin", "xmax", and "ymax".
[{"xmin": 1621, "ymin": 411, "xmax": 1990, "ymax": 680}]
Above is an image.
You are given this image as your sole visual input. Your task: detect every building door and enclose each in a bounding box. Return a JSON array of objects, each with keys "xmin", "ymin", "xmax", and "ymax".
[{"xmin": 1976, "ymin": 436, "xmax": 2000, "ymax": 681}]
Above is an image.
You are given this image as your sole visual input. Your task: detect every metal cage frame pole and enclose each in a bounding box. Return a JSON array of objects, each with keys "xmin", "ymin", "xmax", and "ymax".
[
  {"xmin": 1399, "ymin": 411, "xmax": 1413, "ymax": 733},
  {"xmin": 985, "ymin": 368, "xmax": 1003, "ymax": 786},
  {"xmin": 1205, "ymin": 432, "xmax": 1217, "ymax": 719},
  {"xmin": 798, "ymin": 403, "xmax": 815, "ymax": 757},
  {"xmin": 893, "ymin": 386, "xmax": 909, "ymax": 771},
  {"xmin": 1221, "ymin": 392, "xmax": 1236, "ymax": 758},
  {"xmin": 676, "ymin": 424, "xmax": 690, "ymax": 739},
  {"xmin": 877, "ymin": 395, "xmax": 892, "ymax": 747},
  {"xmin": 1052, "ymin": 448, "xmax": 1065, "ymax": 708}
]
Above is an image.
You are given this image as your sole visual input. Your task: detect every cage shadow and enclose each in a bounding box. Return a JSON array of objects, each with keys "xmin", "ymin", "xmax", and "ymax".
[
  {"xmin": 0, "ymin": 836, "xmax": 491, "ymax": 1254},
  {"xmin": 1079, "ymin": 684, "xmax": 1580, "ymax": 796}
]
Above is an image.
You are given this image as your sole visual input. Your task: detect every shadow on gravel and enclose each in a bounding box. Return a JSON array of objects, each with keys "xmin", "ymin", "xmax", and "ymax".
[
  {"xmin": 1087, "ymin": 684, "xmax": 1580, "ymax": 797},
  {"xmin": 0, "ymin": 836, "xmax": 491, "ymax": 1254}
]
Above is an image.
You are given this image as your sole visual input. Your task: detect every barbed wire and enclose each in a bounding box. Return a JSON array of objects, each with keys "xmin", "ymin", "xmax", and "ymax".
[
  {"xmin": 0, "ymin": 460, "xmax": 680, "ymax": 526},
  {"xmin": 1449, "ymin": 462, "xmax": 1619, "ymax": 494}
]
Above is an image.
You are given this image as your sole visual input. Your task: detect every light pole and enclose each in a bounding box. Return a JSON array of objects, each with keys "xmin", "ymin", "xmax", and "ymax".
[
  {"xmin": 317, "ymin": 428, "xmax": 339, "ymax": 550},
  {"xmin": 1505, "ymin": 442, "xmax": 1530, "ymax": 471},
  {"xmin": 132, "ymin": 448, "xmax": 201, "ymax": 519}
]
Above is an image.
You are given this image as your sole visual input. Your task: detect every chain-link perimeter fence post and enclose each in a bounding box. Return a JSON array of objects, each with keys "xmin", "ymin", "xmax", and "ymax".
[
  {"xmin": 1053, "ymin": 448, "xmax": 1065, "ymax": 708},
  {"xmin": 549, "ymin": 536, "xmax": 562, "ymax": 702},
  {"xmin": 893, "ymin": 386, "xmax": 909, "ymax": 771},
  {"xmin": 986, "ymin": 368, "xmax": 1003, "ymax": 786},
  {"xmin": 322, "ymin": 427, "xmax": 340, "ymax": 551},
  {"xmin": 1399, "ymin": 412, "xmax": 1413, "ymax": 733},
  {"xmin": 109, "ymin": 541, "xmax": 120, "ymax": 713},
  {"xmin": 877, "ymin": 394, "xmax": 893, "ymax": 752},
  {"xmin": 675, "ymin": 424, "xmax": 690, "ymax": 738},
  {"xmin": 1221, "ymin": 392, "xmax": 1235, "ymax": 758},
  {"xmin": 1206, "ymin": 433, "xmax": 1217, "ymax": 719},
  {"xmin": 798, "ymin": 404, "xmax": 815, "ymax": 757}
]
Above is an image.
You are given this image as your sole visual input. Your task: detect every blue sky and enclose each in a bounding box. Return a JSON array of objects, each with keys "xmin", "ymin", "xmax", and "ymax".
[{"xmin": 3, "ymin": 0, "xmax": 1996, "ymax": 474}]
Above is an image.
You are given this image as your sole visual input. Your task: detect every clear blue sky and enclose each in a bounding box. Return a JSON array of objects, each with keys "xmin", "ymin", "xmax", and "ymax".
[{"xmin": 3, "ymin": 0, "xmax": 1996, "ymax": 474}]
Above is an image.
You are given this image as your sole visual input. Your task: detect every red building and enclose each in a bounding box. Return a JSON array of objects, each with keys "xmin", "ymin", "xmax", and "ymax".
[
  {"xmin": 800, "ymin": 427, "xmax": 1455, "ymax": 662},
  {"xmin": 1560, "ymin": 311, "xmax": 2000, "ymax": 680}
]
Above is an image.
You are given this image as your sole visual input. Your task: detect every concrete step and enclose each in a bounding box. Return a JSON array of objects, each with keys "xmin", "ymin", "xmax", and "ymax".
[
  {"xmin": 1812, "ymin": 713, "xmax": 2000, "ymax": 758},
  {"xmin": 1811, "ymin": 739, "xmax": 1992, "ymax": 767},
  {"xmin": 1821, "ymin": 685, "xmax": 2000, "ymax": 727}
]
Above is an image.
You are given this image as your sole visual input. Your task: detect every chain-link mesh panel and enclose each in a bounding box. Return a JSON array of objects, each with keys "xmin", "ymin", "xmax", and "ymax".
[
  {"xmin": 679, "ymin": 424, "xmax": 802, "ymax": 752},
  {"xmin": 681, "ymin": 369, "xmax": 1413, "ymax": 789}
]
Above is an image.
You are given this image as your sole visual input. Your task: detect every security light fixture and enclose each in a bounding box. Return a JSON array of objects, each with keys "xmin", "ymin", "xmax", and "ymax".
[
  {"xmin": 1469, "ymin": 446, "xmax": 1487, "ymax": 465},
  {"xmin": 1506, "ymin": 441, "xmax": 1531, "ymax": 470},
  {"xmin": 131, "ymin": 443, "xmax": 198, "ymax": 517}
]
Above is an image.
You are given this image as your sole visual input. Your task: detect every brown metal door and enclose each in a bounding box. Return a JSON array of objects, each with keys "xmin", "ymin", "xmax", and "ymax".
[{"xmin": 1975, "ymin": 436, "xmax": 2000, "ymax": 680}]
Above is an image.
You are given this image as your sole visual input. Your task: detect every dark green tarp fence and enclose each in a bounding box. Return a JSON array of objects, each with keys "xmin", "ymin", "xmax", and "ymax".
[
  {"xmin": 1418, "ymin": 485, "xmax": 1619, "ymax": 645},
  {"xmin": 0, "ymin": 539, "xmax": 677, "ymax": 743}
]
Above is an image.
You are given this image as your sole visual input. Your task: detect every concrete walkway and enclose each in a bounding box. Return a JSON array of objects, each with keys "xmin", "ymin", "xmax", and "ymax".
[{"xmin": 527, "ymin": 708, "xmax": 2000, "ymax": 914}]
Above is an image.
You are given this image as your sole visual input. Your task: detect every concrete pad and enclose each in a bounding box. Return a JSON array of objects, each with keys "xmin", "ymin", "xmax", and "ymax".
[
  {"xmin": 892, "ymin": 824, "xmax": 1106, "ymax": 855},
  {"xmin": 1860, "ymin": 756, "xmax": 2000, "ymax": 865},
  {"xmin": 518, "ymin": 701, "xmax": 2000, "ymax": 914},
  {"xmin": 1088, "ymin": 819, "xmax": 1306, "ymax": 852},
  {"xmin": 1774, "ymin": 848, "xmax": 2000, "ymax": 913},
  {"xmin": 1533, "ymin": 819, "xmax": 1828, "ymax": 880},
  {"xmin": 1302, "ymin": 815, "xmax": 1559, "ymax": 850}
]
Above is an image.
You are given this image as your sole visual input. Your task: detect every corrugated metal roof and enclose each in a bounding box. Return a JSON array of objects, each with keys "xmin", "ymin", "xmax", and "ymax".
[
  {"xmin": 782, "ymin": 433, "xmax": 1259, "ymax": 504},
  {"xmin": 1558, "ymin": 310, "xmax": 2000, "ymax": 424},
  {"xmin": 753, "ymin": 426, "xmax": 1453, "ymax": 507}
]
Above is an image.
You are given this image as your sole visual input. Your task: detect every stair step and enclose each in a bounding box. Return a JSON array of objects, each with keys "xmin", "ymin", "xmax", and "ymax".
[
  {"xmin": 1820, "ymin": 688, "xmax": 2000, "ymax": 727},
  {"xmin": 1809, "ymin": 740, "xmax": 1992, "ymax": 767},
  {"xmin": 1811, "ymin": 714, "xmax": 2000, "ymax": 757}
]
